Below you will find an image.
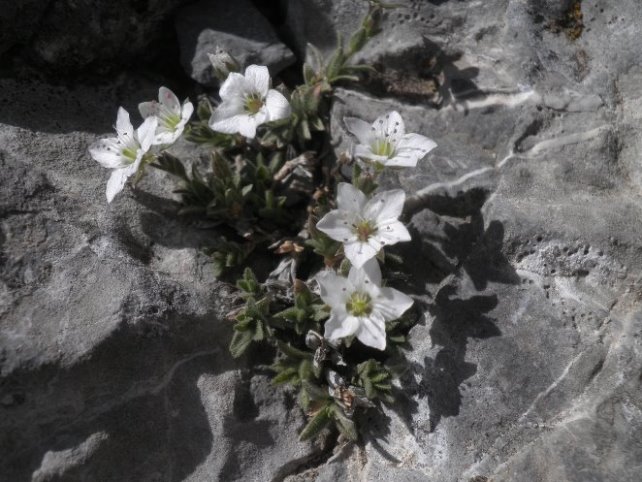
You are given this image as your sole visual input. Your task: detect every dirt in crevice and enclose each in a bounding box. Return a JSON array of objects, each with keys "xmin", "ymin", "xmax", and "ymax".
[{"xmin": 549, "ymin": 1, "xmax": 584, "ymax": 40}]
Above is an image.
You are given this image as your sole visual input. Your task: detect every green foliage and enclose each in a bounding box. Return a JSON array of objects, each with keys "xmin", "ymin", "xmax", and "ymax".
[
  {"xmin": 271, "ymin": 341, "xmax": 316, "ymax": 386},
  {"xmin": 146, "ymin": 1, "xmax": 412, "ymax": 445},
  {"xmin": 273, "ymin": 283, "xmax": 328, "ymax": 335},
  {"xmin": 299, "ymin": 404, "xmax": 333, "ymax": 441},
  {"xmin": 207, "ymin": 238, "xmax": 254, "ymax": 277},
  {"xmin": 236, "ymin": 267, "xmax": 261, "ymax": 296},
  {"xmin": 356, "ymin": 359, "xmax": 394, "ymax": 403},
  {"xmin": 305, "ymin": 232, "xmax": 341, "ymax": 267},
  {"xmin": 229, "ymin": 296, "xmax": 270, "ymax": 358}
]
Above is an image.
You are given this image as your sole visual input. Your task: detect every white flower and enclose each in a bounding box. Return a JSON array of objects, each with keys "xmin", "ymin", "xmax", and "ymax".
[
  {"xmin": 344, "ymin": 110, "xmax": 437, "ymax": 168},
  {"xmin": 89, "ymin": 107, "xmax": 158, "ymax": 203},
  {"xmin": 316, "ymin": 258, "xmax": 414, "ymax": 350},
  {"xmin": 209, "ymin": 65, "xmax": 291, "ymax": 138},
  {"xmin": 138, "ymin": 86, "xmax": 193, "ymax": 145},
  {"xmin": 316, "ymin": 182, "xmax": 410, "ymax": 268}
]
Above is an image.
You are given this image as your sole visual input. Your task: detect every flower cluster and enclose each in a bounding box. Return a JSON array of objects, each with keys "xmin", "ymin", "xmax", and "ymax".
[
  {"xmin": 88, "ymin": 1, "xmax": 436, "ymax": 445},
  {"xmin": 314, "ymin": 111, "xmax": 436, "ymax": 351},
  {"xmin": 89, "ymin": 87, "xmax": 194, "ymax": 202},
  {"xmin": 89, "ymin": 65, "xmax": 290, "ymax": 202}
]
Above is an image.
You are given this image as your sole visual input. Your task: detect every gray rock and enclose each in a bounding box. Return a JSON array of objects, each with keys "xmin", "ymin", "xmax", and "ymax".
[
  {"xmin": 26, "ymin": 0, "xmax": 189, "ymax": 70},
  {"xmin": 175, "ymin": 0, "xmax": 296, "ymax": 86},
  {"xmin": 0, "ymin": 75, "xmax": 316, "ymax": 481},
  {"xmin": 3, "ymin": 0, "xmax": 642, "ymax": 480},
  {"xmin": 0, "ymin": 0, "xmax": 48, "ymax": 56},
  {"xmin": 283, "ymin": 0, "xmax": 369, "ymax": 59},
  {"xmin": 318, "ymin": 0, "xmax": 642, "ymax": 480}
]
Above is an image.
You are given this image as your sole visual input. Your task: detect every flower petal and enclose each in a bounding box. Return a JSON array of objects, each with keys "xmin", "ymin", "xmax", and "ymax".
[
  {"xmin": 105, "ymin": 167, "xmax": 131, "ymax": 203},
  {"xmin": 136, "ymin": 116, "xmax": 158, "ymax": 152},
  {"xmin": 210, "ymin": 99, "xmax": 245, "ymax": 124},
  {"xmin": 374, "ymin": 220, "xmax": 411, "ymax": 246},
  {"xmin": 388, "ymin": 133, "xmax": 437, "ymax": 167},
  {"xmin": 219, "ymin": 72, "xmax": 247, "ymax": 100},
  {"xmin": 355, "ymin": 311, "xmax": 386, "ymax": 350},
  {"xmin": 364, "ymin": 189, "xmax": 405, "ymax": 222},
  {"xmin": 348, "ymin": 257, "xmax": 382, "ymax": 287},
  {"xmin": 353, "ymin": 144, "xmax": 377, "ymax": 161},
  {"xmin": 316, "ymin": 210, "xmax": 357, "ymax": 244},
  {"xmin": 237, "ymin": 115, "xmax": 258, "ymax": 138},
  {"xmin": 154, "ymin": 131, "xmax": 180, "ymax": 146},
  {"xmin": 384, "ymin": 152, "xmax": 420, "ymax": 167},
  {"xmin": 138, "ymin": 101, "xmax": 159, "ymax": 119},
  {"xmin": 390, "ymin": 111, "xmax": 405, "ymax": 133},
  {"xmin": 374, "ymin": 287, "xmax": 414, "ymax": 321},
  {"xmin": 344, "ymin": 117, "xmax": 375, "ymax": 144},
  {"xmin": 210, "ymin": 114, "xmax": 245, "ymax": 134},
  {"xmin": 372, "ymin": 111, "xmax": 402, "ymax": 140},
  {"xmin": 89, "ymin": 138, "xmax": 124, "ymax": 168},
  {"xmin": 344, "ymin": 240, "xmax": 378, "ymax": 269},
  {"xmin": 158, "ymin": 86, "xmax": 181, "ymax": 114},
  {"xmin": 244, "ymin": 65, "xmax": 270, "ymax": 97},
  {"xmin": 181, "ymin": 100, "xmax": 195, "ymax": 123},
  {"xmin": 316, "ymin": 270, "xmax": 352, "ymax": 308},
  {"xmin": 399, "ymin": 133, "xmax": 437, "ymax": 154},
  {"xmin": 325, "ymin": 312, "xmax": 360, "ymax": 342},
  {"xmin": 115, "ymin": 107, "xmax": 134, "ymax": 141},
  {"xmin": 265, "ymin": 89, "xmax": 291, "ymax": 121},
  {"xmin": 336, "ymin": 182, "xmax": 367, "ymax": 213}
]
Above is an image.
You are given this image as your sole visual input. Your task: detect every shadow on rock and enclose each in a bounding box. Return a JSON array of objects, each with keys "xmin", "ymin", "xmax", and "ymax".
[
  {"xmin": 398, "ymin": 187, "xmax": 521, "ymax": 295},
  {"xmin": 362, "ymin": 37, "xmax": 483, "ymax": 109},
  {"xmin": 390, "ymin": 188, "xmax": 519, "ymax": 432},
  {"xmin": 0, "ymin": 312, "xmax": 244, "ymax": 482},
  {"xmin": 421, "ymin": 286, "xmax": 501, "ymax": 430}
]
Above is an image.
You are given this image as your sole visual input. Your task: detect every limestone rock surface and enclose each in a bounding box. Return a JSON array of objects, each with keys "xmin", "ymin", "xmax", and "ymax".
[
  {"xmin": 2, "ymin": 1, "xmax": 642, "ymax": 481},
  {"xmin": 175, "ymin": 0, "xmax": 296, "ymax": 86},
  {"xmin": 0, "ymin": 75, "xmax": 316, "ymax": 481},
  {"xmin": 0, "ymin": 0, "xmax": 191, "ymax": 71}
]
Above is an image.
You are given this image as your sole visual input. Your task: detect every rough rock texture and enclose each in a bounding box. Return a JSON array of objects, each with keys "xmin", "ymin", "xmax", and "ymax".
[
  {"xmin": 0, "ymin": 76, "xmax": 316, "ymax": 480},
  {"xmin": 0, "ymin": 0, "xmax": 189, "ymax": 70},
  {"xmin": 283, "ymin": 0, "xmax": 369, "ymax": 59},
  {"xmin": 176, "ymin": 0, "xmax": 296, "ymax": 86},
  {"xmin": 0, "ymin": 0, "xmax": 48, "ymax": 57},
  {"xmin": 2, "ymin": 0, "xmax": 642, "ymax": 481},
  {"xmin": 316, "ymin": 0, "xmax": 642, "ymax": 480}
]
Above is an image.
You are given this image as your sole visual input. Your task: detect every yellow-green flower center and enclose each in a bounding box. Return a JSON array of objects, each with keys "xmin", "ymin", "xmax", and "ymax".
[
  {"xmin": 354, "ymin": 220, "xmax": 377, "ymax": 242},
  {"xmin": 372, "ymin": 139, "xmax": 395, "ymax": 157},
  {"xmin": 161, "ymin": 112, "xmax": 182, "ymax": 130},
  {"xmin": 121, "ymin": 146, "xmax": 138, "ymax": 162},
  {"xmin": 244, "ymin": 93, "xmax": 264, "ymax": 114},
  {"xmin": 346, "ymin": 292, "xmax": 372, "ymax": 317}
]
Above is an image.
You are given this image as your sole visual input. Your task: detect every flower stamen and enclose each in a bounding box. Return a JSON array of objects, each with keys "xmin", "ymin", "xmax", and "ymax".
[
  {"xmin": 244, "ymin": 92, "xmax": 264, "ymax": 114},
  {"xmin": 372, "ymin": 138, "xmax": 395, "ymax": 157},
  {"xmin": 121, "ymin": 146, "xmax": 138, "ymax": 162},
  {"xmin": 346, "ymin": 292, "xmax": 372, "ymax": 317},
  {"xmin": 354, "ymin": 219, "xmax": 377, "ymax": 242}
]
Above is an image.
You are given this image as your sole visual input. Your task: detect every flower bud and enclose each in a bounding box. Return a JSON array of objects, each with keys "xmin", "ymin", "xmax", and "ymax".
[{"xmin": 208, "ymin": 47, "xmax": 240, "ymax": 82}]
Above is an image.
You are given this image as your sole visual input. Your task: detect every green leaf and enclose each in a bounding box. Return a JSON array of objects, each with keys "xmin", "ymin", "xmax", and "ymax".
[
  {"xmin": 229, "ymin": 330, "xmax": 254, "ymax": 358},
  {"xmin": 330, "ymin": 405, "xmax": 358, "ymax": 441},
  {"xmin": 152, "ymin": 152, "xmax": 187, "ymax": 180},
  {"xmin": 301, "ymin": 381, "xmax": 331, "ymax": 401},
  {"xmin": 299, "ymin": 406, "xmax": 332, "ymax": 441},
  {"xmin": 348, "ymin": 28, "xmax": 368, "ymax": 55},
  {"xmin": 236, "ymin": 267, "xmax": 260, "ymax": 295},
  {"xmin": 277, "ymin": 341, "xmax": 311, "ymax": 360},
  {"xmin": 303, "ymin": 63, "xmax": 317, "ymax": 84},
  {"xmin": 272, "ymin": 367, "xmax": 298, "ymax": 385},
  {"xmin": 299, "ymin": 359, "xmax": 315, "ymax": 380}
]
